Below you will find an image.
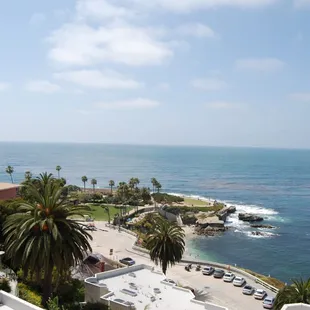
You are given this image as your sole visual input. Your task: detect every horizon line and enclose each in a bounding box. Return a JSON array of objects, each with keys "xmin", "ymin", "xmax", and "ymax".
[{"xmin": 0, "ymin": 140, "xmax": 309, "ymax": 151}]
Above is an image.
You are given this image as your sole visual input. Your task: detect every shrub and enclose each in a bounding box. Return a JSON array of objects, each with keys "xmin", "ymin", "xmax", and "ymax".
[
  {"xmin": 0, "ymin": 278, "xmax": 11, "ymax": 293},
  {"xmin": 83, "ymin": 302, "xmax": 109, "ymax": 310},
  {"xmin": 17, "ymin": 282, "xmax": 42, "ymax": 307},
  {"xmin": 152, "ymin": 193, "xmax": 184, "ymax": 204}
]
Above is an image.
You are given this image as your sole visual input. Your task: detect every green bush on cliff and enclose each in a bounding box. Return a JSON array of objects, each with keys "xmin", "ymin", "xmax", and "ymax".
[
  {"xmin": 152, "ymin": 193, "xmax": 184, "ymax": 204},
  {"xmin": 163, "ymin": 203, "xmax": 224, "ymax": 215}
]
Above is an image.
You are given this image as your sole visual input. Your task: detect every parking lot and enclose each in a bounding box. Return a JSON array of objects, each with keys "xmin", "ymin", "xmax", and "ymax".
[{"xmin": 91, "ymin": 223, "xmax": 276, "ymax": 310}]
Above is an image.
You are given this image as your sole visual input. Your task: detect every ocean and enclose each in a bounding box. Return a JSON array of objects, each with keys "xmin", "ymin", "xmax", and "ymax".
[{"xmin": 1, "ymin": 142, "xmax": 310, "ymax": 282}]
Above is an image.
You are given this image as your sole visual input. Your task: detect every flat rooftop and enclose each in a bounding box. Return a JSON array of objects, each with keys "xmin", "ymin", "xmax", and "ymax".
[
  {"xmin": 0, "ymin": 183, "xmax": 20, "ymax": 191},
  {"xmin": 86, "ymin": 264, "xmax": 228, "ymax": 310}
]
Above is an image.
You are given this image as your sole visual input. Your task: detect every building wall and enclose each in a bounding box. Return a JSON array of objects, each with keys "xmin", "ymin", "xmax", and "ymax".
[
  {"xmin": 0, "ymin": 290, "xmax": 44, "ymax": 310},
  {"xmin": 0, "ymin": 188, "xmax": 18, "ymax": 200}
]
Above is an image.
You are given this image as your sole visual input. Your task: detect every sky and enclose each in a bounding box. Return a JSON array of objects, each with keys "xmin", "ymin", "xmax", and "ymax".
[{"xmin": 1, "ymin": 0, "xmax": 310, "ymax": 148}]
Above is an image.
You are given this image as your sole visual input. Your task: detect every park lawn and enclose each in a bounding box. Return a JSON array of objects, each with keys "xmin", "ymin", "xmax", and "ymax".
[
  {"xmin": 184, "ymin": 197, "xmax": 211, "ymax": 207},
  {"xmin": 89, "ymin": 205, "xmax": 133, "ymax": 221}
]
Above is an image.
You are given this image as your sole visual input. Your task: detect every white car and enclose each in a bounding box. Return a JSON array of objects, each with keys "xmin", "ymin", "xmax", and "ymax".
[
  {"xmin": 242, "ymin": 285, "xmax": 255, "ymax": 295},
  {"xmin": 233, "ymin": 276, "xmax": 246, "ymax": 287},
  {"xmin": 223, "ymin": 272, "xmax": 235, "ymax": 282},
  {"xmin": 254, "ymin": 289, "xmax": 267, "ymax": 300}
]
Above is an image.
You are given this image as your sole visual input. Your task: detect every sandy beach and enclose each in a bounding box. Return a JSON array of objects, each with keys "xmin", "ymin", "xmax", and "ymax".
[{"xmin": 88, "ymin": 221, "xmax": 275, "ymax": 310}]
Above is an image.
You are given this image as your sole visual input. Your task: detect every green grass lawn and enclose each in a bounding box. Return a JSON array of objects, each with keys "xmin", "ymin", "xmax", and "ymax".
[
  {"xmin": 89, "ymin": 205, "xmax": 133, "ymax": 221},
  {"xmin": 184, "ymin": 197, "xmax": 211, "ymax": 206}
]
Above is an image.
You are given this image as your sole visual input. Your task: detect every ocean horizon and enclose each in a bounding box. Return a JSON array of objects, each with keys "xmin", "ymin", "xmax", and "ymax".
[{"xmin": 1, "ymin": 141, "xmax": 310, "ymax": 283}]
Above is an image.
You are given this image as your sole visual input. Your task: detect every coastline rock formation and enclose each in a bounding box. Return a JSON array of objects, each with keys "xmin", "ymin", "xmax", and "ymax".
[
  {"xmin": 216, "ymin": 205, "xmax": 236, "ymax": 221},
  {"xmin": 195, "ymin": 216, "xmax": 226, "ymax": 236},
  {"xmin": 238, "ymin": 213, "xmax": 263, "ymax": 222},
  {"xmin": 251, "ymin": 224, "xmax": 276, "ymax": 229}
]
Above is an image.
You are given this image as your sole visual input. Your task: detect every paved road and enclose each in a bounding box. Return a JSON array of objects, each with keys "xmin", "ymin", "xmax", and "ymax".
[{"xmin": 90, "ymin": 223, "xmax": 275, "ymax": 310}]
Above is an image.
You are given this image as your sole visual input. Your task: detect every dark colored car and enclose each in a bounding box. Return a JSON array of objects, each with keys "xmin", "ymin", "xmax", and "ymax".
[
  {"xmin": 213, "ymin": 269, "xmax": 225, "ymax": 278},
  {"xmin": 119, "ymin": 257, "xmax": 136, "ymax": 266}
]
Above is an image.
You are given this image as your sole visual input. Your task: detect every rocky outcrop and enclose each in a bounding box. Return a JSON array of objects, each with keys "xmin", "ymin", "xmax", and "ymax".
[
  {"xmin": 251, "ymin": 224, "xmax": 276, "ymax": 229},
  {"xmin": 238, "ymin": 213, "xmax": 263, "ymax": 222},
  {"xmin": 217, "ymin": 205, "xmax": 236, "ymax": 221},
  {"xmin": 195, "ymin": 226, "xmax": 227, "ymax": 236},
  {"xmin": 196, "ymin": 216, "xmax": 225, "ymax": 228}
]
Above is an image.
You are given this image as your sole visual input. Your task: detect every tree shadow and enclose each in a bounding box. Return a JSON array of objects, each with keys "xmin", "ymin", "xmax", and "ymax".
[{"xmin": 194, "ymin": 289, "xmax": 213, "ymax": 302}]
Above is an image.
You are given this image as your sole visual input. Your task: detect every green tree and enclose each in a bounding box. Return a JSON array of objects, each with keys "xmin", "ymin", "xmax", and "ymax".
[
  {"xmin": 109, "ymin": 180, "xmax": 115, "ymax": 194},
  {"xmin": 129, "ymin": 178, "xmax": 140, "ymax": 190},
  {"xmin": 5, "ymin": 166, "xmax": 14, "ymax": 183},
  {"xmin": 102, "ymin": 205, "xmax": 111, "ymax": 224},
  {"xmin": 151, "ymin": 178, "xmax": 158, "ymax": 193},
  {"xmin": 155, "ymin": 181, "xmax": 162, "ymax": 193},
  {"xmin": 273, "ymin": 278, "xmax": 310, "ymax": 310},
  {"xmin": 82, "ymin": 176, "xmax": 88, "ymax": 191},
  {"xmin": 91, "ymin": 179, "xmax": 97, "ymax": 193},
  {"xmin": 146, "ymin": 216, "xmax": 185, "ymax": 275},
  {"xmin": 55, "ymin": 166, "xmax": 62, "ymax": 179},
  {"xmin": 3, "ymin": 173, "xmax": 92, "ymax": 306},
  {"xmin": 24, "ymin": 171, "xmax": 33, "ymax": 182},
  {"xmin": 141, "ymin": 187, "xmax": 151, "ymax": 204}
]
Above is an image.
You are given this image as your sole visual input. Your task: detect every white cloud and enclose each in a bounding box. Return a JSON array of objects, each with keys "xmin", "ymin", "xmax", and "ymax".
[
  {"xmin": 95, "ymin": 98, "xmax": 160, "ymax": 110},
  {"xmin": 235, "ymin": 58, "xmax": 284, "ymax": 72},
  {"xmin": 47, "ymin": 23, "xmax": 173, "ymax": 66},
  {"xmin": 176, "ymin": 23, "xmax": 215, "ymax": 38},
  {"xmin": 76, "ymin": 0, "xmax": 135, "ymax": 20},
  {"xmin": 0, "ymin": 83, "xmax": 10, "ymax": 91},
  {"xmin": 29, "ymin": 13, "xmax": 46, "ymax": 25},
  {"xmin": 131, "ymin": 0, "xmax": 278, "ymax": 12},
  {"xmin": 191, "ymin": 78, "xmax": 227, "ymax": 91},
  {"xmin": 25, "ymin": 80, "xmax": 61, "ymax": 93},
  {"xmin": 54, "ymin": 70, "xmax": 142, "ymax": 89},
  {"xmin": 205, "ymin": 101, "xmax": 239, "ymax": 109},
  {"xmin": 289, "ymin": 93, "xmax": 310, "ymax": 102},
  {"xmin": 294, "ymin": 0, "xmax": 310, "ymax": 8}
]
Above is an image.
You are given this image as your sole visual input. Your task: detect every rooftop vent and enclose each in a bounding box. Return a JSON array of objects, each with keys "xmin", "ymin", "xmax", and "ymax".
[
  {"xmin": 154, "ymin": 288, "xmax": 161, "ymax": 294},
  {"xmin": 128, "ymin": 272, "xmax": 136, "ymax": 278},
  {"xmin": 121, "ymin": 289, "xmax": 138, "ymax": 297}
]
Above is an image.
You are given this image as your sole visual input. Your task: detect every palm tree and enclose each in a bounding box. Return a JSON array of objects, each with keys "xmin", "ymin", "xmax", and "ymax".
[
  {"xmin": 3, "ymin": 173, "xmax": 92, "ymax": 306},
  {"xmin": 55, "ymin": 166, "xmax": 62, "ymax": 179},
  {"xmin": 5, "ymin": 166, "xmax": 14, "ymax": 183},
  {"xmin": 151, "ymin": 178, "xmax": 157, "ymax": 193},
  {"xmin": 24, "ymin": 171, "xmax": 32, "ymax": 182},
  {"xmin": 91, "ymin": 179, "xmax": 97, "ymax": 193},
  {"xmin": 146, "ymin": 216, "xmax": 185, "ymax": 275},
  {"xmin": 109, "ymin": 180, "xmax": 115, "ymax": 194},
  {"xmin": 129, "ymin": 178, "xmax": 140, "ymax": 190},
  {"xmin": 273, "ymin": 278, "xmax": 310, "ymax": 309},
  {"xmin": 155, "ymin": 181, "xmax": 162, "ymax": 193},
  {"xmin": 102, "ymin": 206, "xmax": 111, "ymax": 224},
  {"xmin": 81, "ymin": 176, "xmax": 88, "ymax": 191}
]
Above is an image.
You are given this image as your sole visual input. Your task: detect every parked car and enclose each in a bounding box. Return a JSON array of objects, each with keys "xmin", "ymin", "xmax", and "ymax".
[
  {"xmin": 213, "ymin": 269, "xmax": 225, "ymax": 278},
  {"xmin": 263, "ymin": 297, "xmax": 275, "ymax": 309},
  {"xmin": 223, "ymin": 272, "xmax": 235, "ymax": 282},
  {"xmin": 254, "ymin": 289, "xmax": 267, "ymax": 300},
  {"xmin": 233, "ymin": 276, "xmax": 246, "ymax": 287},
  {"xmin": 242, "ymin": 285, "xmax": 255, "ymax": 295},
  {"xmin": 202, "ymin": 266, "xmax": 215, "ymax": 275},
  {"xmin": 119, "ymin": 257, "xmax": 136, "ymax": 266}
]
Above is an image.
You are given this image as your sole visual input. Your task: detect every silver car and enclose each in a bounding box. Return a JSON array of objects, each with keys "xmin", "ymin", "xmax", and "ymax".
[{"xmin": 242, "ymin": 285, "xmax": 255, "ymax": 295}]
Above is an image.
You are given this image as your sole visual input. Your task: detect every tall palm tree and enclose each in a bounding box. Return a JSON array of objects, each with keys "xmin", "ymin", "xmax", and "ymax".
[
  {"xmin": 146, "ymin": 216, "xmax": 185, "ymax": 275},
  {"xmin": 81, "ymin": 176, "xmax": 88, "ymax": 191},
  {"xmin": 129, "ymin": 178, "xmax": 140, "ymax": 190},
  {"xmin": 273, "ymin": 278, "xmax": 310, "ymax": 309},
  {"xmin": 55, "ymin": 166, "xmax": 62, "ymax": 179},
  {"xmin": 102, "ymin": 206, "xmax": 111, "ymax": 224},
  {"xmin": 5, "ymin": 166, "xmax": 14, "ymax": 183},
  {"xmin": 91, "ymin": 179, "xmax": 97, "ymax": 193},
  {"xmin": 151, "ymin": 178, "xmax": 157, "ymax": 193},
  {"xmin": 3, "ymin": 173, "xmax": 92, "ymax": 306},
  {"xmin": 109, "ymin": 180, "xmax": 115, "ymax": 194},
  {"xmin": 24, "ymin": 171, "xmax": 32, "ymax": 182},
  {"xmin": 155, "ymin": 182, "xmax": 162, "ymax": 193}
]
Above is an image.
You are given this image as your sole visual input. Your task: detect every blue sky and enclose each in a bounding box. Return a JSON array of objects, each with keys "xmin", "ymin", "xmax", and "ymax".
[{"xmin": 1, "ymin": 0, "xmax": 310, "ymax": 148}]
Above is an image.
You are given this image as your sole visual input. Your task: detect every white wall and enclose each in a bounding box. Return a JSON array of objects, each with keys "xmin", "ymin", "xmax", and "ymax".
[{"xmin": 0, "ymin": 290, "xmax": 43, "ymax": 310}]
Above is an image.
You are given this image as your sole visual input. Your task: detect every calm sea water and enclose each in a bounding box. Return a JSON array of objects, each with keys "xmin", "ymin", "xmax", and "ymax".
[{"xmin": 1, "ymin": 142, "xmax": 310, "ymax": 282}]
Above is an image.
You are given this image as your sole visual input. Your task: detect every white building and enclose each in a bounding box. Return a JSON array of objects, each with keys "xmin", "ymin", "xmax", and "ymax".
[
  {"xmin": 85, "ymin": 264, "xmax": 228, "ymax": 310},
  {"xmin": 0, "ymin": 290, "xmax": 43, "ymax": 310},
  {"xmin": 281, "ymin": 304, "xmax": 310, "ymax": 310}
]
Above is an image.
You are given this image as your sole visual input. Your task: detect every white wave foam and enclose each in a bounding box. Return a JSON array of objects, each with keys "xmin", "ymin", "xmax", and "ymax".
[{"xmin": 245, "ymin": 231, "xmax": 280, "ymax": 239}]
